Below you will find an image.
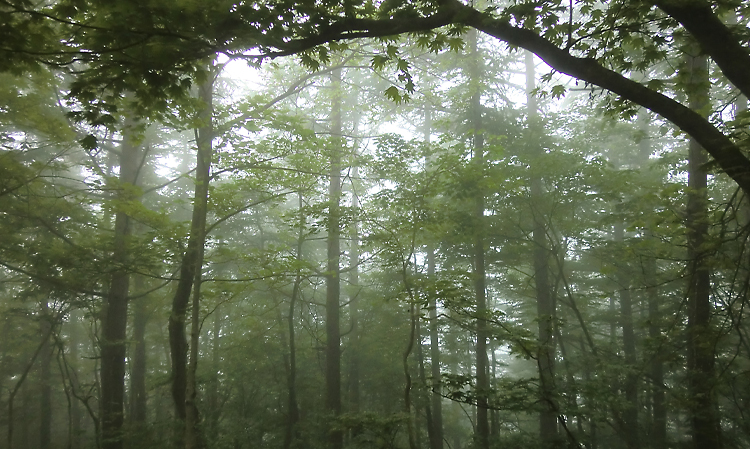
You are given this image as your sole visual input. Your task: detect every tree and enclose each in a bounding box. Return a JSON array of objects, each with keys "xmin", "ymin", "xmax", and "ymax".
[
  {"xmin": 168, "ymin": 63, "xmax": 215, "ymax": 449},
  {"xmin": 100, "ymin": 116, "xmax": 141, "ymax": 449}
]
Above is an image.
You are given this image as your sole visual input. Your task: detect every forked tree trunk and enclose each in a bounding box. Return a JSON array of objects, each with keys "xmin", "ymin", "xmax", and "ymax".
[{"xmin": 168, "ymin": 66, "xmax": 214, "ymax": 449}]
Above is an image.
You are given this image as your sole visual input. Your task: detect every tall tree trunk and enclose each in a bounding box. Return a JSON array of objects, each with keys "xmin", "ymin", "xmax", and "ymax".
[
  {"xmin": 614, "ymin": 223, "xmax": 639, "ymax": 449},
  {"xmin": 526, "ymin": 50, "xmax": 558, "ymax": 449},
  {"xmin": 283, "ymin": 193, "xmax": 304, "ymax": 449},
  {"xmin": 168, "ymin": 67, "xmax": 214, "ymax": 449},
  {"xmin": 467, "ymin": 28, "xmax": 490, "ymax": 449},
  {"xmin": 417, "ymin": 316, "xmax": 434, "ymax": 447},
  {"xmin": 348, "ymin": 164, "xmax": 361, "ymax": 430},
  {"xmin": 207, "ymin": 302, "xmax": 222, "ymax": 443},
  {"xmin": 636, "ymin": 110, "xmax": 666, "ymax": 449},
  {"xmin": 325, "ymin": 67, "xmax": 343, "ymax": 449},
  {"xmin": 68, "ymin": 310, "xmax": 84, "ymax": 449},
  {"xmin": 185, "ymin": 242, "xmax": 206, "ymax": 449},
  {"xmin": 39, "ymin": 300, "xmax": 53, "ymax": 449},
  {"xmin": 402, "ymin": 261, "xmax": 419, "ymax": 449},
  {"xmin": 130, "ymin": 275, "xmax": 148, "ymax": 426},
  {"xmin": 424, "ymin": 103, "xmax": 445, "ymax": 449},
  {"xmin": 101, "ymin": 117, "xmax": 140, "ymax": 449},
  {"xmin": 684, "ymin": 51, "xmax": 721, "ymax": 449}
]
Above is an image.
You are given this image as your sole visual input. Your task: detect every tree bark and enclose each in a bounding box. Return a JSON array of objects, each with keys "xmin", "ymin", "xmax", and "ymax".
[
  {"xmin": 684, "ymin": 51, "xmax": 722, "ymax": 449},
  {"xmin": 325, "ymin": 67, "xmax": 343, "ymax": 449},
  {"xmin": 101, "ymin": 117, "xmax": 140, "ymax": 449}
]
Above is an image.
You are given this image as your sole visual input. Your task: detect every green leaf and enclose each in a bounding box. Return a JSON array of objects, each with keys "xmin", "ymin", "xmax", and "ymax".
[
  {"xmin": 551, "ymin": 84, "xmax": 566, "ymax": 99},
  {"xmin": 81, "ymin": 134, "xmax": 98, "ymax": 150}
]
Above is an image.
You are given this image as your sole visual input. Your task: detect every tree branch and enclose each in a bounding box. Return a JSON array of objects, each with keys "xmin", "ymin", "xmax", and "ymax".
[{"xmin": 651, "ymin": 0, "xmax": 750, "ymax": 100}]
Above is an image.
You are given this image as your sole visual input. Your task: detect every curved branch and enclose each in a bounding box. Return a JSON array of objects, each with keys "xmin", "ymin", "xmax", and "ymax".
[
  {"xmin": 651, "ymin": 0, "xmax": 750, "ymax": 99},
  {"xmin": 457, "ymin": 4, "xmax": 750, "ymax": 195},
  {"xmin": 276, "ymin": 2, "xmax": 750, "ymax": 195}
]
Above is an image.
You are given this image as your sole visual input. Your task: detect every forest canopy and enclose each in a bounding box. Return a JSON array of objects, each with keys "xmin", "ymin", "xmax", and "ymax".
[{"xmin": 1, "ymin": 1, "xmax": 750, "ymax": 449}]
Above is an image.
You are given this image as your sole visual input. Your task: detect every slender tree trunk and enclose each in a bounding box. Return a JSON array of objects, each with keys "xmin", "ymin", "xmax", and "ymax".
[
  {"xmin": 402, "ymin": 264, "xmax": 418, "ymax": 449},
  {"xmin": 185, "ymin": 245, "xmax": 206, "ymax": 449},
  {"xmin": 684, "ymin": 51, "xmax": 721, "ymax": 449},
  {"xmin": 489, "ymin": 345, "xmax": 499, "ymax": 440},
  {"xmin": 283, "ymin": 193, "xmax": 304, "ymax": 449},
  {"xmin": 424, "ymin": 103, "xmax": 445, "ymax": 449},
  {"xmin": 168, "ymin": 66, "xmax": 214, "ymax": 449},
  {"xmin": 7, "ymin": 312, "xmax": 55, "ymax": 449},
  {"xmin": 39, "ymin": 300, "xmax": 53, "ymax": 449},
  {"xmin": 468, "ymin": 28, "xmax": 490, "ymax": 449},
  {"xmin": 207, "ymin": 302, "xmax": 221, "ymax": 443},
  {"xmin": 130, "ymin": 275, "xmax": 148, "ymax": 426},
  {"xmin": 646, "ymin": 255, "xmax": 666, "ymax": 449},
  {"xmin": 526, "ymin": 50, "xmax": 558, "ymax": 449},
  {"xmin": 635, "ymin": 110, "xmax": 667, "ymax": 449},
  {"xmin": 68, "ymin": 310, "xmax": 83, "ymax": 449},
  {"xmin": 326, "ymin": 67, "xmax": 343, "ymax": 449},
  {"xmin": 614, "ymin": 224, "xmax": 639, "ymax": 449},
  {"xmin": 348, "ymin": 165, "xmax": 361, "ymax": 434},
  {"xmin": 101, "ymin": 117, "xmax": 140, "ymax": 449},
  {"xmin": 417, "ymin": 316, "xmax": 434, "ymax": 448}
]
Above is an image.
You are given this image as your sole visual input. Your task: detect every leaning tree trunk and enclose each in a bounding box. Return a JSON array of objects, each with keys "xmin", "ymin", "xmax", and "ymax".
[
  {"xmin": 101, "ymin": 118, "xmax": 140, "ymax": 449},
  {"xmin": 168, "ymin": 67, "xmax": 214, "ymax": 449},
  {"xmin": 684, "ymin": 50, "xmax": 721, "ymax": 449},
  {"xmin": 325, "ymin": 66, "xmax": 344, "ymax": 449},
  {"xmin": 526, "ymin": 50, "xmax": 558, "ymax": 449}
]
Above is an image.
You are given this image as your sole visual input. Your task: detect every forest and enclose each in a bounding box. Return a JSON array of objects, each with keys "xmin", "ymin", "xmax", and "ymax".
[{"xmin": 1, "ymin": 1, "xmax": 750, "ymax": 449}]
